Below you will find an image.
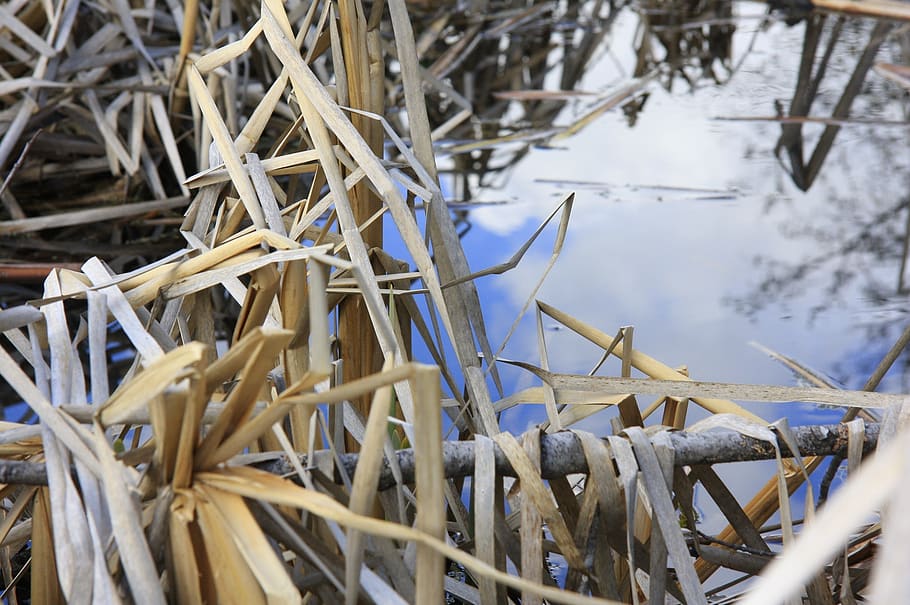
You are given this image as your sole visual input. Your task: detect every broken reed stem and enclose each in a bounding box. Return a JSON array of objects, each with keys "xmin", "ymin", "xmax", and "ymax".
[{"xmin": 2, "ymin": 422, "xmax": 879, "ymax": 489}]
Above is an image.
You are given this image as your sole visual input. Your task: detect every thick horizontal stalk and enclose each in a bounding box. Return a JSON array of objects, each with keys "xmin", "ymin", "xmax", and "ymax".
[{"xmin": 0, "ymin": 422, "xmax": 877, "ymax": 489}]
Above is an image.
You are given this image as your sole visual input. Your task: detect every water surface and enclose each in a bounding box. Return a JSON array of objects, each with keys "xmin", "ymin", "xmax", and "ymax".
[{"xmin": 441, "ymin": 4, "xmax": 909, "ymax": 433}]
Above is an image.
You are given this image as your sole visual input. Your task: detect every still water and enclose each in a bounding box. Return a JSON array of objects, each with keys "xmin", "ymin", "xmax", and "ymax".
[
  {"xmin": 435, "ymin": 3, "xmax": 909, "ymax": 416},
  {"xmin": 415, "ymin": 1, "xmax": 910, "ymax": 537}
]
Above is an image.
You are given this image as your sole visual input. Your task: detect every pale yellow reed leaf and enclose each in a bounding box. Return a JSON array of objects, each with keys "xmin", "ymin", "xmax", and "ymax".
[
  {"xmin": 31, "ymin": 488, "xmax": 64, "ymax": 604},
  {"xmin": 512, "ymin": 367, "xmax": 905, "ymax": 410},
  {"xmin": 149, "ymin": 93, "xmax": 190, "ymax": 195},
  {"xmin": 246, "ymin": 153, "xmax": 287, "ymax": 236},
  {"xmin": 162, "ymin": 250, "xmax": 262, "ymax": 302},
  {"xmin": 150, "ymin": 391, "xmax": 183, "ymax": 485},
  {"xmin": 193, "ymin": 488, "xmax": 268, "ymax": 605},
  {"xmin": 473, "ymin": 434, "xmax": 499, "ymax": 604},
  {"xmin": 82, "ymin": 257, "xmax": 164, "ymax": 363},
  {"xmin": 169, "ymin": 492, "xmax": 205, "ymax": 604},
  {"xmin": 124, "ymin": 230, "xmax": 300, "ymax": 306},
  {"xmin": 625, "ymin": 428, "xmax": 707, "ymax": 604},
  {"xmin": 199, "ymin": 467, "xmax": 621, "ymax": 605},
  {"xmin": 537, "ymin": 301, "xmax": 770, "ymax": 424},
  {"xmin": 194, "ymin": 19, "xmax": 264, "ymax": 74},
  {"xmin": 109, "ymin": 0, "xmax": 156, "ymax": 67},
  {"xmin": 535, "ymin": 305, "xmax": 561, "ymax": 432},
  {"xmin": 98, "ymin": 342, "xmax": 208, "ymax": 426},
  {"xmin": 345, "ymin": 360, "xmax": 395, "ymax": 605},
  {"xmin": 207, "ymin": 361, "xmax": 421, "ymax": 466},
  {"xmin": 85, "ymin": 290, "xmax": 110, "ymax": 402},
  {"xmin": 413, "ymin": 364, "xmax": 446, "ymax": 604},
  {"xmin": 556, "ymin": 395, "xmax": 633, "ymax": 428},
  {"xmin": 185, "ymin": 150, "xmax": 320, "ymax": 188},
  {"xmin": 84, "ymin": 89, "xmax": 135, "ymax": 174},
  {"xmin": 0, "ymin": 196, "xmax": 189, "ymax": 236},
  {"xmin": 0, "ymin": 5, "xmax": 57, "ymax": 57},
  {"xmin": 742, "ymin": 428, "xmax": 910, "ymax": 605},
  {"xmin": 260, "ymin": 13, "xmax": 398, "ymax": 363},
  {"xmin": 91, "ymin": 422, "xmax": 166, "ymax": 605},
  {"xmin": 0, "ymin": 486, "xmax": 37, "ymax": 547},
  {"xmin": 492, "ymin": 432, "xmax": 585, "ymax": 569},
  {"xmin": 186, "ymin": 64, "xmax": 266, "ymax": 229},
  {"xmin": 232, "ymin": 265, "xmax": 282, "ymax": 343},
  {"xmin": 307, "ymin": 259, "xmax": 332, "ymax": 374},
  {"xmin": 198, "ymin": 485, "xmax": 301, "ymax": 603},
  {"xmin": 203, "ymin": 370, "xmax": 325, "ymax": 467},
  {"xmin": 195, "ymin": 328, "xmax": 293, "ymax": 469},
  {"xmin": 41, "ymin": 271, "xmax": 79, "ymax": 405},
  {"xmin": 0, "ymin": 304, "xmax": 42, "ymax": 332},
  {"xmin": 42, "ymin": 433, "xmax": 94, "ymax": 603},
  {"xmin": 341, "ymin": 104, "xmax": 503, "ymax": 414},
  {"xmin": 260, "ymin": 1, "xmax": 455, "ymax": 345},
  {"xmin": 493, "ymin": 386, "xmax": 626, "ymax": 412},
  {"xmin": 519, "ymin": 432, "xmax": 544, "ymax": 605}
]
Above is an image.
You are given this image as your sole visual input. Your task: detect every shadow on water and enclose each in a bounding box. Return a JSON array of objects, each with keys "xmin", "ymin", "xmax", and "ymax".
[{"xmin": 404, "ymin": 0, "xmax": 905, "ymax": 193}]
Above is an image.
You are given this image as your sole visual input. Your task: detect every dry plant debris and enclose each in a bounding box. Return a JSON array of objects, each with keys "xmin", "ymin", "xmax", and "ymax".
[{"xmin": 1, "ymin": 0, "xmax": 910, "ymax": 603}]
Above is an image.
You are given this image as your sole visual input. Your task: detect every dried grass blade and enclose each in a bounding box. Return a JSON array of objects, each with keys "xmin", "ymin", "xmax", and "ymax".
[
  {"xmin": 169, "ymin": 492, "xmax": 204, "ymax": 603},
  {"xmin": 0, "ymin": 196, "xmax": 189, "ymax": 236},
  {"xmin": 149, "ymin": 93, "xmax": 189, "ymax": 195},
  {"xmin": 195, "ymin": 328, "xmax": 293, "ymax": 468},
  {"xmin": 86, "ymin": 290, "xmax": 110, "ymax": 403},
  {"xmin": 259, "ymin": 9, "xmax": 400, "ymax": 361},
  {"xmin": 31, "ymin": 488, "xmax": 64, "ymax": 603},
  {"xmin": 0, "ymin": 345, "xmax": 97, "ymax": 469},
  {"xmin": 493, "ymin": 432, "xmax": 585, "ymax": 569},
  {"xmin": 605, "ymin": 434, "xmax": 642, "ymax": 604},
  {"xmin": 573, "ymin": 431, "xmax": 624, "ymax": 597},
  {"xmin": 625, "ymin": 428, "xmax": 707, "ymax": 604},
  {"xmin": 743, "ymin": 427, "xmax": 910, "ymax": 605},
  {"xmin": 194, "ymin": 19, "xmax": 264, "ymax": 74},
  {"xmin": 246, "ymin": 153, "xmax": 287, "ymax": 237},
  {"xmin": 414, "ymin": 364, "xmax": 445, "ymax": 604},
  {"xmin": 0, "ymin": 486, "xmax": 37, "ymax": 546},
  {"xmin": 199, "ymin": 467, "xmax": 620, "ymax": 605},
  {"xmin": 41, "ymin": 430, "xmax": 93, "ymax": 604},
  {"xmin": 518, "ymin": 431, "xmax": 544, "ymax": 605},
  {"xmin": 186, "ymin": 65, "xmax": 266, "ymax": 228},
  {"xmin": 0, "ymin": 305, "xmax": 43, "ymax": 332},
  {"xmin": 232, "ymin": 265, "xmax": 282, "ymax": 342},
  {"xmin": 260, "ymin": 1, "xmax": 455, "ymax": 343},
  {"xmin": 192, "ymin": 487, "xmax": 267, "ymax": 604},
  {"xmin": 307, "ymin": 258, "xmax": 332, "ymax": 374},
  {"xmin": 203, "ymin": 370, "xmax": 325, "ymax": 465},
  {"xmin": 485, "ymin": 194, "xmax": 573, "ymax": 361},
  {"xmin": 91, "ymin": 423, "xmax": 166, "ymax": 605},
  {"xmin": 535, "ymin": 304, "xmax": 561, "ymax": 432},
  {"xmin": 345, "ymin": 360, "xmax": 396, "ymax": 604},
  {"xmin": 687, "ymin": 465, "xmax": 770, "ymax": 554},
  {"xmin": 98, "ymin": 342, "xmax": 208, "ymax": 426},
  {"xmin": 473, "ymin": 434, "xmax": 499, "ymax": 604},
  {"xmin": 82, "ymin": 257, "xmax": 165, "ymax": 363},
  {"xmin": 198, "ymin": 485, "xmax": 301, "ymax": 603},
  {"xmin": 0, "ymin": 5, "xmax": 57, "ymax": 57},
  {"xmin": 535, "ymin": 302, "xmax": 770, "ymax": 423},
  {"xmin": 84, "ymin": 89, "xmax": 134, "ymax": 174}
]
